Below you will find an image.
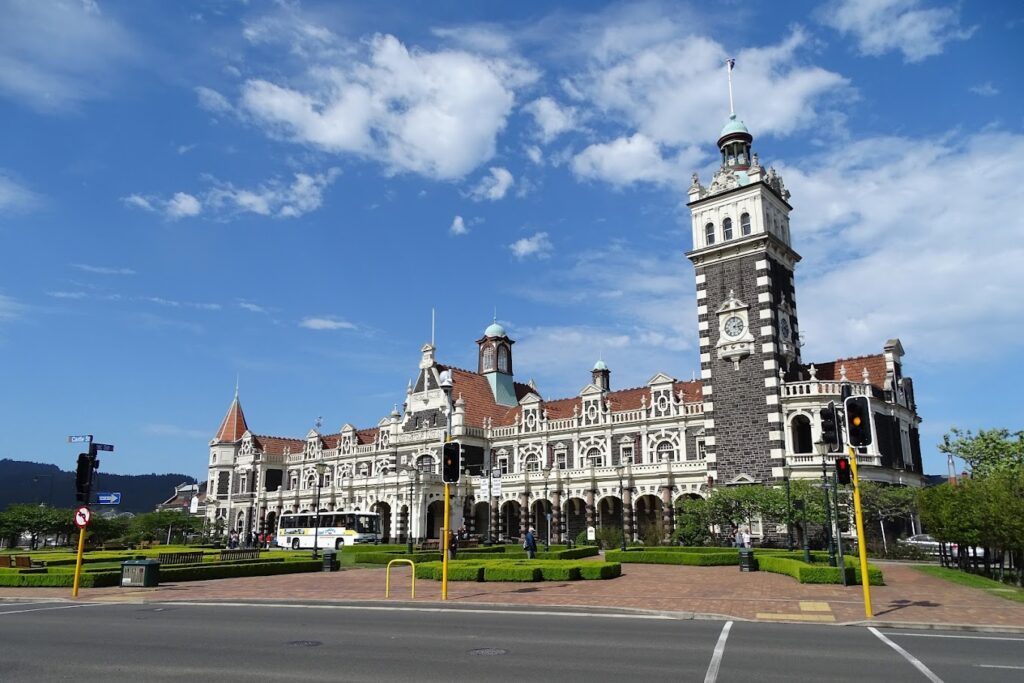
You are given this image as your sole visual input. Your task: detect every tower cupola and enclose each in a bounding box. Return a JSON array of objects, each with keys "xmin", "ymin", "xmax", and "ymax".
[
  {"xmin": 477, "ymin": 317, "xmax": 517, "ymax": 406},
  {"xmin": 592, "ymin": 359, "xmax": 610, "ymax": 392},
  {"xmin": 717, "ymin": 114, "xmax": 753, "ymax": 171}
]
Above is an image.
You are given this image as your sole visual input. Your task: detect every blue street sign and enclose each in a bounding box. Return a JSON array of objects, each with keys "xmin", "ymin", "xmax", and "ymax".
[
  {"xmin": 96, "ymin": 492, "xmax": 122, "ymax": 505},
  {"xmin": 68, "ymin": 435, "xmax": 93, "ymax": 443},
  {"xmin": 93, "ymin": 443, "xmax": 114, "ymax": 452}
]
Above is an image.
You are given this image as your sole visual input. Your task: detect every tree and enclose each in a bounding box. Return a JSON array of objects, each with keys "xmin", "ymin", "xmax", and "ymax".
[
  {"xmin": 857, "ymin": 481, "xmax": 917, "ymax": 552},
  {"xmin": 673, "ymin": 497, "xmax": 713, "ymax": 546},
  {"xmin": 130, "ymin": 511, "xmax": 202, "ymax": 544},
  {"xmin": 939, "ymin": 428, "xmax": 1024, "ymax": 478}
]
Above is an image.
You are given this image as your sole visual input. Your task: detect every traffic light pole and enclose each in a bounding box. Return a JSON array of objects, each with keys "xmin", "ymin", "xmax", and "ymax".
[
  {"xmin": 71, "ymin": 522, "xmax": 87, "ymax": 598},
  {"xmin": 821, "ymin": 458, "xmax": 836, "ymax": 567},
  {"xmin": 833, "ymin": 469, "xmax": 848, "ymax": 586},
  {"xmin": 848, "ymin": 445, "xmax": 873, "ymax": 618}
]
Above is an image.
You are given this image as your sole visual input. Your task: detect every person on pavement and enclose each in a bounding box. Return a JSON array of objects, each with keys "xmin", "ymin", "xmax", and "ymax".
[{"xmin": 524, "ymin": 527, "xmax": 538, "ymax": 559}]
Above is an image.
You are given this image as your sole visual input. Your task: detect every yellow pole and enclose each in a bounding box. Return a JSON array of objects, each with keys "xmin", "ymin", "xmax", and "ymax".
[
  {"xmin": 71, "ymin": 525, "xmax": 87, "ymax": 598},
  {"xmin": 441, "ymin": 482, "xmax": 450, "ymax": 601},
  {"xmin": 848, "ymin": 445, "xmax": 873, "ymax": 619}
]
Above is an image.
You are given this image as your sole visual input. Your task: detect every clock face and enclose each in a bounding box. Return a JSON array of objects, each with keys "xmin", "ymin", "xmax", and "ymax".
[
  {"xmin": 780, "ymin": 317, "xmax": 791, "ymax": 339},
  {"xmin": 723, "ymin": 315, "xmax": 745, "ymax": 338}
]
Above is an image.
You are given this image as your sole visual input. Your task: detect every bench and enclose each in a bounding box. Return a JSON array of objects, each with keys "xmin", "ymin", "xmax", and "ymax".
[
  {"xmin": 216, "ymin": 549, "xmax": 262, "ymax": 562},
  {"xmin": 157, "ymin": 551, "xmax": 205, "ymax": 565},
  {"xmin": 12, "ymin": 555, "xmax": 42, "ymax": 569},
  {"xmin": 419, "ymin": 540, "xmax": 440, "ymax": 551}
]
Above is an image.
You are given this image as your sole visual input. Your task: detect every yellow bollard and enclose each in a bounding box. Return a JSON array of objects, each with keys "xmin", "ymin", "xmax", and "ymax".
[{"xmin": 385, "ymin": 559, "xmax": 416, "ymax": 599}]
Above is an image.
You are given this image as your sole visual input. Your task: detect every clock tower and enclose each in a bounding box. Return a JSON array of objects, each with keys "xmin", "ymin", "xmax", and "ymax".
[{"xmin": 686, "ymin": 110, "xmax": 802, "ymax": 485}]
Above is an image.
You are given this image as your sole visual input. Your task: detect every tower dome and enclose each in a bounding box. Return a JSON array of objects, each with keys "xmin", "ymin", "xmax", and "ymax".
[
  {"xmin": 717, "ymin": 114, "xmax": 753, "ymax": 171},
  {"xmin": 593, "ymin": 359, "xmax": 608, "ymax": 371},
  {"xmin": 484, "ymin": 320, "xmax": 507, "ymax": 338}
]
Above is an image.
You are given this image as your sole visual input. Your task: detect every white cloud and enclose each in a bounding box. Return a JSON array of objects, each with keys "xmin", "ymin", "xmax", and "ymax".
[
  {"xmin": 573, "ymin": 133, "xmax": 691, "ymax": 186},
  {"xmin": 195, "ymin": 86, "xmax": 234, "ymax": 115},
  {"xmin": 819, "ymin": 0, "xmax": 975, "ymax": 63},
  {"xmin": 969, "ymin": 82, "xmax": 999, "ymax": 97},
  {"xmin": 206, "ymin": 169, "xmax": 339, "ymax": 218},
  {"xmin": 74, "ymin": 263, "xmax": 135, "ymax": 275},
  {"xmin": 469, "ymin": 167, "xmax": 514, "ymax": 201},
  {"xmin": 0, "ymin": 0, "xmax": 135, "ymax": 112},
  {"xmin": 524, "ymin": 96, "xmax": 576, "ymax": 142},
  {"xmin": 774, "ymin": 129, "xmax": 1024, "ymax": 363},
  {"xmin": 0, "ymin": 293, "xmax": 23, "ymax": 323},
  {"xmin": 449, "ymin": 215, "xmax": 468, "ymax": 236},
  {"xmin": 509, "ymin": 232, "xmax": 553, "ymax": 260},
  {"xmin": 239, "ymin": 302, "xmax": 267, "ymax": 314},
  {"xmin": 525, "ymin": 145, "xmax": 543, "ymax": 165},
  {"xmin": 47, "ymin": 291, "xmax": 86, "ymax": 299},
  {"xmin": 122, "ymin": 194, "xmax": 154, "ymax": 211},
  {"xmin": 300, "ymin": 316, "xmax": 357, "ymax": 330},
  {"xmin": 167, "ymin": 192, "xmax": 202, "ymax": 219},
  {"xmin": 238, "ymin": 33, "xmax": 536, "ymax": 179},
  {"xmin": 0, "ymin": 172, "xmax": 39, "ymax": 213},
  {"xmin": 177, "ymin": 144, "xmax": 197, "ymax": 155},
  {"xmin": 125, "ymin": 169, "xmax": 339, "ymax": 221}
]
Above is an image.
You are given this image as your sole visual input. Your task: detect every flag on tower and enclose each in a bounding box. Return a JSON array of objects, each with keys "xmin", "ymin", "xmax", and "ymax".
[{"xmin": 726, "ymin": 58, "xmax": 736, "ymax": 71}]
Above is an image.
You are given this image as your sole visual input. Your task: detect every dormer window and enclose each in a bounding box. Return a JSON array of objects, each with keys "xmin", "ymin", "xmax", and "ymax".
[
  {"xmin": 705, "ymin": 222, "xmax": 715, "ymax": 245},
  {"xmin": 723, "ymin": 217, "xmax": 733, "ymax": 240},
  {"xmin": 740, "ymin": 212, "xmax": 751, "ymax": 235},
  {"xmin": 482, "ymin": 346, "xmax": 495, "ymax": 372},
  {"xmin": 497, "ymin": 346, "xmax": 509, "ymax": 373}
]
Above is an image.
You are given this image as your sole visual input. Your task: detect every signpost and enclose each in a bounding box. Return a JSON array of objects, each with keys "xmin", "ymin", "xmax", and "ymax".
[
  {"xmin": 67, "ymin": 434, "xmax": 113, "ymax": 598},
  {"xmin": 67, "ymin": 435, "xmax": 93, "ymax": 444},
  {"xmin": 96, "ymin": 492, "xmax": 122, "ymax": 505},
  {"xmin": 93, "ymin": 443, "xmax": 114, "ymax": 452}
]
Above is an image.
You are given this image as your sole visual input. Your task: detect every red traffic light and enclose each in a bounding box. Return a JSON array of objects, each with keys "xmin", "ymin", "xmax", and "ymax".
[{"xmin": 836, "ymin": 457, "xmax": 851, "ymax": 485}]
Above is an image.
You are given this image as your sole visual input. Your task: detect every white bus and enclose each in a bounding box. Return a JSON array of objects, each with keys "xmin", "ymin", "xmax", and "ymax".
[{"xmin": 277, "ymin": 511, "xmax": 381, "ymax": 550}]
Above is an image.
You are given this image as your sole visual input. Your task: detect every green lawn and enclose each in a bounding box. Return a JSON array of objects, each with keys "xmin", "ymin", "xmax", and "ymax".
[{"xmin": 913, "ymin": 565, "xmax": 1024, "ymax": 603}]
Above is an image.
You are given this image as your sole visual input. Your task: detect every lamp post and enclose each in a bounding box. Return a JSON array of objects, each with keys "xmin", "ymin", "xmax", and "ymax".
[
  {"xmin": 783, "ymin": 463, "xmax": 794, "ymax": 551},
  {"xmin": 33, "ymin": 475, "xmax": 55, "ymax": 507},
  {"xmin": 614, "ymin": 464, "xmax": 628, "ymax": 552},
  {"xmin": 312, "ymin": 462, "xmax": 326, "ymax": 559},
  {"xmin": 399, "ymin": 465, "xmax": 417, "ymax": 554},
  {"xmin": 815, "ymin": 440, "xmax": 837, "ymax": 567},
  {"xmin": 542, "ymin": 465, "xmax": 551, "ymax": 551}
]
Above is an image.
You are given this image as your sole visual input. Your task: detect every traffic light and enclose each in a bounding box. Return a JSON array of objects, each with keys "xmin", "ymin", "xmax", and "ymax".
[
  {"xmin": 442, "ymin": 441, "xmax": 461, "ymax": 483},
  {"xmin": 844, "ymin": 395, "xmax": 873, "ymax": 447},
  {"xmin": 819, "ymin": 401, "xmax": 841, "ymax": 452},
  {"xmin": 75, "ymin": 453, "xmax": 91, "ymax": 503},
  {"xmin": 835, "ymin": 457, "xmax": 852, "ymax": 485}
]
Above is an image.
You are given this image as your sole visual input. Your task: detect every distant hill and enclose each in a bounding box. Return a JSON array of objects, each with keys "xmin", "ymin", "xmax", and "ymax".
[{"xmin": 0, "ymin": 459, "xmax": 197, "ymax": 513}]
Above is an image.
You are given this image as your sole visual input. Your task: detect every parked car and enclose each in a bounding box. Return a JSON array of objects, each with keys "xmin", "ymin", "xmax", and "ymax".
[{"xmin": 898, "ymin": 534, "xmax": 984, "ymax": 558}]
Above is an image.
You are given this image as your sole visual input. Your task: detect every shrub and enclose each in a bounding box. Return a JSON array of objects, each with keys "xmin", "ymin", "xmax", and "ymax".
[
  {"xmin": 484, "ymin": 564, "xmax": 542, "ymax": 582},
  {"xmin": 605, "ymin": 550, "xmax": 739, "ymax": 566},
  {"xmin": 537, "ymin": 564, "xmax": 580, "ymax": 581},
  {"xmin": 579, "ymin": 562, "xmax": 621, "ymax": 580},
  {"xmin": 160, "ymin": 560, "xmax": 322, "ymax": 582},
  {"xmin": 0, "ymin": 571, "xmax": 120, "ymax": 588}
]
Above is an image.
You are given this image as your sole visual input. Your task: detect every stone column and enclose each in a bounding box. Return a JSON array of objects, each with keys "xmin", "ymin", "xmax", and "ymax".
[
  {"xmin": 585, "ymin": 489, "xmax": 595, "ymax": 530},
  {"xmin": 519, "ymin": 492, "xmax": 530, "ymax": 537},
  {"xmin": 490, "ymin": 496, "xmax": 500, "ymax": 541},
  {"xmin": 551, "ymin": 490, "xmax": 563, "ymax": 543},
  {"xmin": 623, "ymin": 486, "xmax": 634, "ymax": 542},
  {"xmin": 661, "ymin": 485, "xmax": 674, "ymax": 543},
  {"xmin": 465, "ymin": 496, "xmax": 475, "ymax": 535}
]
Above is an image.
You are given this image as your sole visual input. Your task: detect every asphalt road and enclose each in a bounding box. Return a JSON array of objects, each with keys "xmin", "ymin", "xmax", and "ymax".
[{"xmin": 0, "ymin": 600, "xmax": 1022, "ymax": 682}]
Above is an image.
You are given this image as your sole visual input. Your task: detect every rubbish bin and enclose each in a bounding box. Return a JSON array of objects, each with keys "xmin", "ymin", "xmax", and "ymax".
[
  {"xmin": 322, "ymin": 550, "xmax": 339, "ymax": 572},
  {"xmin": 121, "ymin": 559, "xmax": 160, "ymax": 587},
  {"xmin": 738, "ymin": 548, "xmax": 757, "ymax": 572}
]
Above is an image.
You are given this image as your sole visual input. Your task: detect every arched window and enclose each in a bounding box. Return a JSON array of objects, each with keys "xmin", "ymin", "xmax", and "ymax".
[
  {"xmin": 705, "ymin": 222, "xmax": 715, "ymax": 245},
  {"xmin": 523, "ymin": 454, "xmax": 540, "ymax": 472},
  {"xmin": 722, "ymin": 217, "xmax": 733, "ymax": 240},
  {"xmin": 416, "ymin": 454, "xmax": 435, "ymax": 474},
  {"xmin": 656, "ymin": 441, "xmax": 675, "ymax": 462},
  {"xmin": 497, "ymin": 345, "xmax": 509, "ymax": 373},
  {"xmin": 791, "ymin": 415, "xmax": 813, "ymax": 454},
  {"xmin": 586, "ymin": 447, "xmax": 604, "ymax": 468},
  {"xmin": 740, "ymin": 212, "xmax": 751, "ymax": 235},
  {"xmin": 482, "ymin": 346, "xmax": 495, "ymax": 371},
  {"xmin": 305, "ymin": 473, "xmax": 317, "ymax": 490}
]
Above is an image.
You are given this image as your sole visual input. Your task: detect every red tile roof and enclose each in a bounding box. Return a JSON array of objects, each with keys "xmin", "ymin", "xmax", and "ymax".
[
  {"xmin": 252, "ymin": 434, "xmax": 304, "ymax": 456},
  {"xmin": 213, "ymin": 395, "xmax": 249, "ymax": 442},
  {"xmin": 805, "ymin": 354, "xmax": 887, "ymax": 388}
]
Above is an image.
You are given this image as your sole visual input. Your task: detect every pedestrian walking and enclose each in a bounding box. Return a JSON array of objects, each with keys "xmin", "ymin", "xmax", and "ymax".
[
  {"xmin": 447, "ymin": 531, "xmax": 458, "ymax": 560},
  {"xmin": 524, "ymin": 527, "xmax": 537, "ymax": 559},
  {"xmin": 742, "ymin": 529, "xmax": 751, "ymax": 548},
  {"xmin": 734, "ymin": 527, "xmax": 743, "ymax": 548}
]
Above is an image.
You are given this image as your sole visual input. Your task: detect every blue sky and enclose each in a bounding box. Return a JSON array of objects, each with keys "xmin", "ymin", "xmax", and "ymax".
[{"xmin": 1, "ymin": 0, "xmax": 1021, "ymax": 480}]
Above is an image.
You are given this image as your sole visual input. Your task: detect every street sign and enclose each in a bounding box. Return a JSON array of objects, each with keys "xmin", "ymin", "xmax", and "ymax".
[
  {"xmin": 67, "ymin": 435, "xmax": 93, "ymax": 443},
  {"xmin": 189, "ymin": 496, "xmax": 199, "ymax": 514},
  {"xmin": 96, "ymin": 492, "xmax": 122, "ymax": 505},
  {"xmin": 74, "ymin": 506, "xmax": 92, "ymax": 528},
  {"xmin": 491, "ymin": 477, "xmax": 502, "ymax": 497},
  {"xmin": 93, "ymin": 443, "xmax": 114, "ymax": 452}
]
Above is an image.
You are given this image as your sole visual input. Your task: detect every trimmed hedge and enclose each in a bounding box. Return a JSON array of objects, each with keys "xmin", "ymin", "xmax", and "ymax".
[
  {"xmin": 0, "ymin": 571, "xmax": 121, "ymax": 588},
  {"xmin": 160, "ymin": 560, "xmax": 322, "ymax": 582},
  {"xmin": 754, "ymin": 555, "xmax": 884, "ymax": 585},
  {"xmin": 605, "ymin": 549, "xmax": 740, "ymax": 566},
  {"xmin": 412, "ymin": 559, "xmax": 619, "ymax": 583}
]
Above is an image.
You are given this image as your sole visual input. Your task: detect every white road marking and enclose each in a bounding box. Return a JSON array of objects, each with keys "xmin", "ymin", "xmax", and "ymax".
[
  {"xmin": 0, "ymin": 602, "xmax": 109, "ymax": 616},
  {"xmin": 977, "ymin": 664, "xmax": 1024, "ymax": 670},
  {"xmin": 887, "ymin": 632, "xmax": 1024, "ymax": 642},
  {"xmin": 870, "ymin": 627, "xmax": 945, "ymax": 683},
  {"xmin": 704, "ymin": 620, "xmax": 733, "ymax": 683},
  {"xmin": 164, "ymin": 601, "xmax": 680, "ymax": 620}
]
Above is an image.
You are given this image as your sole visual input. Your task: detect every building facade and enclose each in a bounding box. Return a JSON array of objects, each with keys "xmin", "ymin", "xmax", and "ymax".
[{"xmin": 204, "ymin": 113, "xmax": 925, "ymax": 546}]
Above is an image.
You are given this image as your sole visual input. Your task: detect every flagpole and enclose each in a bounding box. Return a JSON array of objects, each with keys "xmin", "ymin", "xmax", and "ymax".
[{"xmin": 726, "ymin": 58, "xmax": 735, "ymax": 116}]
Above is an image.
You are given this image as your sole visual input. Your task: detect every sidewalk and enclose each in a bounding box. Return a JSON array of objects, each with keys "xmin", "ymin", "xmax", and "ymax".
[{"xmin": 3, "ymin": 561, "xmax": 1023, "ymax": 629}]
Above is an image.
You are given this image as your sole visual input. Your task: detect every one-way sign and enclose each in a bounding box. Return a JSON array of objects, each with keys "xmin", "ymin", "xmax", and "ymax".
[
  {"xmin": 96, "ymin": 492, "xmax": 122, "ymax": 505},
  {"xmin": 93, "ymin": 443, "xmax": 114, "ymax": 452}
]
